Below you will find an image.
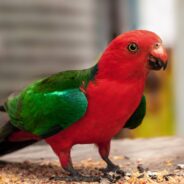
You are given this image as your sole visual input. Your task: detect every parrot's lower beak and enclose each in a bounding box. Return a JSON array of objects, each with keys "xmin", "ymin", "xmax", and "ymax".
[
  {"xmin": 148, "ymin": 55, "xmax": 168, "ymax": 70},
  {"xmin": 148, "ymin": 43, "xmax": 168, "ymax": 70}
]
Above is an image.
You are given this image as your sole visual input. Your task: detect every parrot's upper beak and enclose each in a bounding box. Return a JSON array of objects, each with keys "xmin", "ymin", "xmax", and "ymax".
[{"xmin": 148, "ymin": 43, "xmax": 168, "ymax": 70}]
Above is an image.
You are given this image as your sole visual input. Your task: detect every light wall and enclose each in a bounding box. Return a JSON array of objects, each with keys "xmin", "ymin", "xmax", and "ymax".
[{"xmin": 174, "ymin": 0, "xmax": 184, "ymax": 135}]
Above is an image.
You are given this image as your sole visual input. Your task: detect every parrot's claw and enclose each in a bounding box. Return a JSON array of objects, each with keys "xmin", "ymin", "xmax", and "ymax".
[
  {"xmin": 50, "ymin": 174, "xmax": 101, "ymax": 182},
  {"xmin": 100, "ymin": 164, "xmax": 125, "ymax": 175},
  {"xmin": 103, "ymin": 172, "xmax": 122, "ymax": 183},
  {"xmin": 99, "ymin": 165, "xmax": 125, "ymax": 183}
]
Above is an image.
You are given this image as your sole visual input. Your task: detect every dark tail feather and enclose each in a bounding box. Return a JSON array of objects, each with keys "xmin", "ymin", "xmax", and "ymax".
[
  {"xmin": 0, "ymin": 121, "xmax": 37, "ymax": 156},
  {"xmin": 0, "ymin": 140, "xmax": 37, "ymax": 156},
  {"xmin": 0, "ymin": 105, "xmax": 5, "ymax": 112}
]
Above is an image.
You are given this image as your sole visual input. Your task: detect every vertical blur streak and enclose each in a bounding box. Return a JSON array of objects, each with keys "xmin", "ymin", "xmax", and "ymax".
[
  {"xmin": 108, "ymin": 0, "xmax": 119, "ymax": 40},
  {"xmin": 127, "ymin": 0, "xmax": 139, "ymax": 30},
  {"xmin": 174, "ymin": 0, "xmax": 184, "ymax": 135}
]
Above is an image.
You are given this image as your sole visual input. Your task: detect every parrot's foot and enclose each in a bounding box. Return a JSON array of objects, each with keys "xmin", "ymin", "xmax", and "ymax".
[
  {"xmin": 103, "ymin": 172, "xmax": 122, "ymax": 183},
  {"xmin": 99, "ymin": 163, "xmax": 125, "ymax": 183},
  {"xmin": 50, "ymin": 160, "xmax": 101, "ymax": 182},
  {"xmin": 50, "ymin": 174, "xmax": 101, "ymax": 182},
  {"xmin": 100, "ymin": 164, "xmax": 120, "ymax": 173},
  {"xmin": 100, "ymin": 162, "xmax": 125, "ymax": 175}
]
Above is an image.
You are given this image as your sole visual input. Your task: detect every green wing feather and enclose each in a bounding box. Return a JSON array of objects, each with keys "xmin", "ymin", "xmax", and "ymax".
[
  {"xmin": 124, "ymin": 96, "xmax": 146, "ymax": 129},
  {"xmin": 4, "ymin": 65, "xmax": 98, "ymax": 137}
]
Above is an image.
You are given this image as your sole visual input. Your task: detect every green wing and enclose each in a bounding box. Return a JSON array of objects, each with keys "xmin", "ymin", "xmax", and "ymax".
[
  {"xmin": 124, "ymin": 96, "xmax": 146, "ymax": 129},
  {"xmin": 5, "ymin": 65, "xmax": 97, "ymax": 137}
]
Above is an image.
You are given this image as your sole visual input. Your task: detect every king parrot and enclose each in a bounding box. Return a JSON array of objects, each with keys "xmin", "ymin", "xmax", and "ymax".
[{"xmin": 0, "ymin": 30, "xmax": 168, "ymax": 182}]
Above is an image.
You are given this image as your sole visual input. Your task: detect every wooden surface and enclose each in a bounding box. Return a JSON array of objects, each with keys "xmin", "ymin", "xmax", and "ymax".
[{"xmin": 1, "ymin": 136, "xmax": 184, "ymax": 171}]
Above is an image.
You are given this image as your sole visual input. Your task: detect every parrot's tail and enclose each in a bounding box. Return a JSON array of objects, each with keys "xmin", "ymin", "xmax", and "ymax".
[
  {"xmin": 0, "ymin": 105, "xmax": 5, "ymax": 112},
  {"xmin": 0, "ymin": 121, "xmax": 38, "ymax": 156}
]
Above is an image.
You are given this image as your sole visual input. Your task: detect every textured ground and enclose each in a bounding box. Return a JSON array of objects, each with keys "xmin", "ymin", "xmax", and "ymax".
[{"xmin": 0, "ymin": 137, "xmax": 183, "ymax": 183}]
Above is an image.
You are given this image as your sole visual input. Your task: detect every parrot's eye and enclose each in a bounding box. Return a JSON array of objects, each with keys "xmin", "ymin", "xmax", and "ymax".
[
  {"xmin": 154, "ymin": 42, "xmax": 161, "ymax": 49},
  {"xmin": 127, "ymin": 43, "xmax": 138, "ymax": 53}
]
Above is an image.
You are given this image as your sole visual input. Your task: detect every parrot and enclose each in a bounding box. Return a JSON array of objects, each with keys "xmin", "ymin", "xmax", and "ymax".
[{"xmin": 0, "ymin": 30, "xmax": 168, "ymax": 182}]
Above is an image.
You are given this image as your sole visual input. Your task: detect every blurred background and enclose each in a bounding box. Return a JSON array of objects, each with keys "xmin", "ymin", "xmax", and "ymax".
[{"xmin": 0, "ymin": 0, "xmax": 182, "ymax": 138}]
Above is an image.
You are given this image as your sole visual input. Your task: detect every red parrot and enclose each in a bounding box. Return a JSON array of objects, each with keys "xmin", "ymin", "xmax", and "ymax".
[{"xmin": 0, "ymin": 30, "xmax": 168, "ymax": 182}]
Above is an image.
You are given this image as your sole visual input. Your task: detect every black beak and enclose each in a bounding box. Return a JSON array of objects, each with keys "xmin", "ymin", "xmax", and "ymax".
[{"xmin": 148, "ymin": 55, "xmax": 167, "ymax": 70}]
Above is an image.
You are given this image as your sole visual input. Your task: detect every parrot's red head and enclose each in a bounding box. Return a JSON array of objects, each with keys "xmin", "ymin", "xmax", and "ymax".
[{"xmin": 97, "ymin": 30, "xmax": 168, "ymax": 81}]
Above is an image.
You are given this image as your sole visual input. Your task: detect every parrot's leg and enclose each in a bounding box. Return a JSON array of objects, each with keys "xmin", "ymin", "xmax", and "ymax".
[
  {"xmin": 58, "ymin": 149, "xmax": 101, "ymax": 182},
  {"xmin": 98, "ymin": 141, "xmax": 125, "ymax": 175},
  {"xmin": 46, "ymin": 139, "xmax": 101, "ymax": 182}
]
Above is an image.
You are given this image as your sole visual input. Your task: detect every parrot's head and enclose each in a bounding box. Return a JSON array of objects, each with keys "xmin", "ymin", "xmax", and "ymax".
[{"xmin": 98, "ymin": 30, "xmax": 168, "ymax": 80}]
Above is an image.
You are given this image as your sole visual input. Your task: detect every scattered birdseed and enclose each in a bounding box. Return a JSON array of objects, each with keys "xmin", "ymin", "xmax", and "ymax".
[
  {"xmin": 147, "ymin": 171, "xmax": 158, "ymax": 180},
  {"xmin": 137, "ymin": 164, "xmax": 148, "ymax": 173},
  {"xmin": 125, "ymin": 172, "xmax": 132, "ymax": 177},
  {"xmin": 177, "ymin": 164, "xmax": 184, "ymax": 169},
  {"xmin": 124, "ymin": 156, "xmax": 130, "ymax": 160},
  {"xmin": 112, "ymin": 155, "xmax": 124, "ymax": 161},
  {"xmin": 137, "ymin": 174, "xmax": 144, "ymax": 178},
  {"xmin": 0, "ymin": 159, "xmax": 183, "ymax": 184}
]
